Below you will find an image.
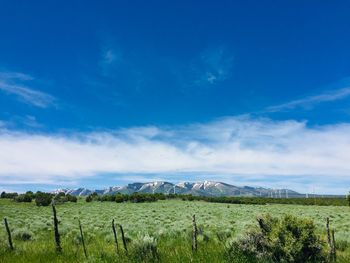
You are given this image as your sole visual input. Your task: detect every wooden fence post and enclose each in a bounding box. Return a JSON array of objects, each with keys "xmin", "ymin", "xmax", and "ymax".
[
  {"xmin": 326, "ymin": 217, "xmax": 332, "ymax": 248},
  {"xmin": 79, "ymin": 220, "xmax": 87, "ymax": 258},
  {"xmin": 119, "ymin": 224, "xmax": 128, "ymax": 254},
  {"xmin": 192, "ymin": 214, "xmax": 198, "ymax": 252},
  {"xmin": 112, "ymin": 219, "xmax": 119, "ymax": 253},
  {"xmin": 52, "ymin": 204, "xmax": 61, "ymax": 252},
  {"xmin": 4, "ymin": 218, "xmax": 14, "ymax": 250},
  {"xmin": 326, "ymin": 217, "xmax": 337, "ymax": 261},
  {"xmin": 331, "ymin": 229, "xmax": 336, "ymax": 262}
]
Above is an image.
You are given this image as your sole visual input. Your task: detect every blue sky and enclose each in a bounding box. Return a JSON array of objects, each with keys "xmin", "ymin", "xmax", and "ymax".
[{"xmin": 1, "ymin": 1, "xmax": 350, "ymax": 194}]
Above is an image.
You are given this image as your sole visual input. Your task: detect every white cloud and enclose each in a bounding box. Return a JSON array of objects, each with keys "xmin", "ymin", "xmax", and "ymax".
[
  {"xmin": 99, "ymin": 47, "xmax": 123, "ymax": 72},
  {"xmin": 1, "ymin": 116, "xmax": 350, "ymax": 189},
  {"xmin": 192, "ymin": 47, "xmax": 233, "ymax": 86},
  {"xmin": 0, "ymin": 71, "xmax": 56, "ymax": 108},
  {"xmin": 267, "ymin": 87, "xmax": 350, "ymax": 112},
  {"xmin": 0, "ymin": 71, "xmax": 34, "ymax": 81},
  {"xmin": 103, "ymin": 49, "xmax": 118, "ymax": 64}
]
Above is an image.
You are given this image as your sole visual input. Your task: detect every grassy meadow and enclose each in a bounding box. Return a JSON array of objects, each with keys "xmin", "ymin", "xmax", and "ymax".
[{"xmin": 1, "ymin": 198, "xmax": 350, "ymax": 262}]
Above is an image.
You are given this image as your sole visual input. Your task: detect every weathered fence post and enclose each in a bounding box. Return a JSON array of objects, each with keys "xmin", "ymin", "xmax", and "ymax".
[
  {"xmin": 4, "ymin": 218, "xmax": 14, "ymax": 250},
  {"xmin": 79, "ymin": 220, "xmax": 87, "ymax": 258},
  {"xmin": 326, "ymin": 217, "xmax": 337, "ymax": 262},
  {"xmin": 331, "ymin": 229, "xmax": 336, "ymax": 262},
  {"xmin": 52, "ymin": 204, "xmax": 61, "ymax": 252},
  {"xmin": 112, "ymin": 219, "xmax": 119, "ymax": 253},
  {"xmin": 119, "ymin": 224, "xmax": 128, "ymax": 254},
  {"xmin": 192, "ymin": 214, "xmax": 198, "ymax": 252},
  {"xmin": 326, "ymin": 217, "xmax": 332, "ymax": 248}
]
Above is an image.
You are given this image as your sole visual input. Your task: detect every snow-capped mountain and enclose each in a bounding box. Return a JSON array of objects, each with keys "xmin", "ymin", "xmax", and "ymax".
[{"xmin": 53, "ymin": 181, "xmax": 301, "ymax": 197}]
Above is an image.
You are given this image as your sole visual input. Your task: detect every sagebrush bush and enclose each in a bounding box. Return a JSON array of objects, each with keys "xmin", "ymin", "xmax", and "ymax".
[
  {"xmin": 132, "ymin": 234, "xmax": 159, "ymax": 262},
  {"xmin": 226, "ymin": 214, "xmax": 327, "ymax": 263},
  {"xmin": 216, "ymin": 229, "xmax": 233, "ymax": 242},
  {"xmin": 13, "ymin": 228, "xmax": 34, "ymax": 241},
  {"xmin": 225, "ymin": 239, "xmax": 265, "ymax": 263},
  {"xmin": 66, "ymin": 229, "xmax": 95, "ymax": 245}
]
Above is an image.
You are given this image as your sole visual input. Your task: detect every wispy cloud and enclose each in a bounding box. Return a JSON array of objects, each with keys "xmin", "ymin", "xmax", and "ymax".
[
  {"xmin": 1, "ymin": 116, "xmax": 350, "ymax": 193},
  {"xmin": 0, "ymin": 71, "xmax": 34, "ymax": 81},
  {"xmin": 0, "ymin": 120, "xmax": 7, "ymax": 127},
  {"xmin": 267, "ymin": 87, "xmax": 350, "ymax": 112},
  {"xmin": 99, "ymin": 46, "xmax": 123, "ymax": 76},
  {"xmin": 102, "ymin": 49, "xmax": 118, "ymax": 65},
  {"xmin": 192, "ymin": 47, "xmax": 233, "ymax": 86},
  {"xmin": 0, "ymin": 71, "xmax": 56, "ymax": 108}
]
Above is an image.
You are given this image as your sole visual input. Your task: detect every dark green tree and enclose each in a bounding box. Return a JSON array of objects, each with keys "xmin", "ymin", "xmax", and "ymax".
[
  {"xmin": 85, "ymin": 195, "xmax": 93, "ymax": 202},
  {"xmin": 15, "ymin": 193, "xmax": 33, "ymax": 202},
  {"xmin": 35, "ymin": 192, "xmax": 53, "ymax": 206}
]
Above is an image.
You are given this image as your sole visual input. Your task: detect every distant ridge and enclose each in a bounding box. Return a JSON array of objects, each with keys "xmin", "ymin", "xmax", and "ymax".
[{"xmin": 53, "ymin": 181, "xmax": 302, "ymax": 197}]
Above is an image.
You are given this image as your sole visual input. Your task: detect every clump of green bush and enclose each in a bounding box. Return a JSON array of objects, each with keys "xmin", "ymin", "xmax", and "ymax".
[
  {"xmin": 85, "ymin": 195, "xmax": 93, "ymax": 202},
  {"xmin": 13, "ymin": 228, "xmax": 34, "ymax": 241},
  {"xmin": 1, "ymin": 191, "xmax": 18, "ymax": 199},
  {"xmin": 35, "ymin": 192, "xmax": 53, "ymax": 206},
  {"xmin": 33, "ymin": 191, "xmax": 77, "ymax": 206},
  {"xmin": 226, "ymin": 214, "xmax": 326, "ymax": 263},
  {"xmin": 53, "ymin": 192, "xmax": 77, "ymax": 204},
  {"xmin": 67, "ymin": 230, "xmax": 95, "ymax": 245},
  {"xmin": 85, "ymin": 192, "xmax": 162, "ymax": 203},
  {"xmin": 15, "ymin": 193, "xmax": 33, "ymax": 203},
  {"xmin": 132, "ymin": 234, "xmax": 159, "ymax": 262}
]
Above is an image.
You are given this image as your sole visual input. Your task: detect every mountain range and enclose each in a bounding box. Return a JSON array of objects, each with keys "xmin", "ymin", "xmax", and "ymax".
[{"xmin": 54, "ymin": 181, "xmax": 302, "ymax": 198}]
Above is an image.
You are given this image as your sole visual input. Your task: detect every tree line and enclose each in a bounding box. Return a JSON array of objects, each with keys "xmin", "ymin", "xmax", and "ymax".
[
  {"xmin": 85, "ymin": 192, "xmax": 349, "ymax": 206},
  {"xmin": 1, "ymin": 191, "xmax": 77, "ymax": 206},
  {"xmin": 2, "ymin": 190, "xmax": 348, "ymax": 206}
]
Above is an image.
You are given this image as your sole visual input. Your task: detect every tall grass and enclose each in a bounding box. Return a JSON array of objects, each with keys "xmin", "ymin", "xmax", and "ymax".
[{"xmin": 1, "ymin": 199, "xmax": 350, "ymax": 262}]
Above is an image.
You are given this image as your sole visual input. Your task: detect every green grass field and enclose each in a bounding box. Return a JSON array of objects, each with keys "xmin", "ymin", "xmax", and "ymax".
[{"xmin": 1, "ymin": 199, "xmax": 350, "ymax": 262}]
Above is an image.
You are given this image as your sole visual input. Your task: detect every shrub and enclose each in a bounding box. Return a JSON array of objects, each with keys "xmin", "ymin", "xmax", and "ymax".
[
  {"xmin": 226, "ymin": 214, "xmax": 326, "ymax": 263},
  {"xmin": 115, "ymin": 194, "xmax": 125, "ymax": 203},
  {"xmin": 55, "ymin": 192, "xmax": 66, "ymax": 199},
  {"xmin": 86, "ymin": 195, "xmax": 93, "ymax": 202},
  {"xmin": 25, "ymin": 191, "xmax": 35, "ymax": 199},
  {"xmin": 132, "ymin": 235, "xmax": 159, "ymax": 262},
  {"xmin": 67, "ymin": 194, "xmax": 77, "ymax": 203},
  {"xmin": 67, "ymin": 230, "xmax": 95, "ymax": 245},
  {"xmin": 15, "ymin": 194, "xmax": 32, "ymax": 202},
  {"xmin": 216, "ymin": 229, "xmax": 233, "ymax": 242},
  {"xmin": 225, "ymin": 240, "xmax": 263, "ymax": 263},
  {"xmin": 54, "ymin": 193, "xmax": 77, "ymax": 204},
  {"xmin": 1, "ymin": 191, "xmax": 18, "ymax": 199},
  {"xmin": 13, "ymin": 228, "xmax": 33, "ymax": 241},
  {"xmin": 35, "ymin": 192, "xmax": 53, "ymax": 206}
]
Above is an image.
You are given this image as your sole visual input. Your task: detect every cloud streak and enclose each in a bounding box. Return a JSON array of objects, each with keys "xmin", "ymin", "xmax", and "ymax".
[
  {"xmin": 267, "ymin": 87, "xmax": 350, "ymax": 112},
  {"xmin": 192, "ymin": 47, "xmax": 233, "ymax": 86},
  {"xmin": 1, "ymin": 116, "xmax": 350, "ymax": 192},
  {"xmin": 0, "ymin": 71, "xmax": 56, "ymax": 108}
]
